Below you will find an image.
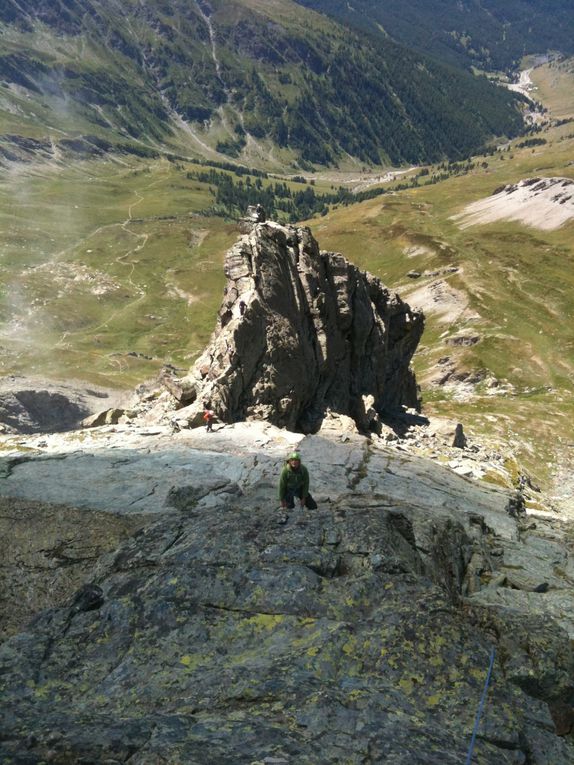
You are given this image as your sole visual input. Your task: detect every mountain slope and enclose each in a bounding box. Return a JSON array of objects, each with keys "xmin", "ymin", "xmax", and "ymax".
[
  {"xmin": 297, "ymin": 0, "xmax": 574, "ymax": 71},
  {"xmin": 0, "ymin": 0, "xmax": 525, "ymax": 168}
]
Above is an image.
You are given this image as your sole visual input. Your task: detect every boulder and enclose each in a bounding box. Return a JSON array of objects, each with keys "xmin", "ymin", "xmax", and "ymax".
[
  {"xmin": 0, "ymin": 377, "xmax": 128, "ymax": 434},
  {"xmin": 452, "ymin": 423, "xmax": 467, "ymax": 448},
  {"xmin": 82, "ymin": 408, "xmax": 126, "ymax": 427}
]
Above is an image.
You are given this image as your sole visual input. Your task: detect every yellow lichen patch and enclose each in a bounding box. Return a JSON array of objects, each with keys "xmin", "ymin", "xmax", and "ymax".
[
  {"xmin": 179, "ymin": 653, "xmax": 209, "ymax": 670},
  {"xmin": 427, "ymin": 694, "xmax": 441, "ymax": 707},
  {"xmin": 341, "ymin": 638, "xmax": 357, "ymax": 655},
  {"xmin": 245, "ymin": 613, "xmax": 286, "ymax": 632},
  {"xmin": 307, "ymin": 646, "xmax": 320, "ymax": 657},
  {"xmin": 228, "ymin": 710, "xmax": 247, "ymax": 721},
  {"xmin": 399, "ymin": 677, "xmax": 414, "ymax": 694},
  {"xmin": 448, "ymin": 667, "xmax": 463, "ymax": 684},
  {"xmin": 32, "ymin": 680, "xmax": 63, "ymax": 700},
  {"xmin": 346, "ymin": 689, "xmax": 367, "ymax": 702}
]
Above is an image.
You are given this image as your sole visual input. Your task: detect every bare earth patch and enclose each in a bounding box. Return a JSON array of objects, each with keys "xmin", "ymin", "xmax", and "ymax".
[
  {"xmin": 166, "ymin": 283, "xmax": 200, "ymax": 305},
  {"xmin": 26, "ymin": 262, "xmax": 122, "ymax": 296},
  {"xmin": 405, "ymin": 279, "xmax": 478, "ymax": 324},
  {"xmin": 451, "ymin": 177, "xmax": 574, "ymax": 231},
  {"xmin": 403, "ymin": 245, "xmax": 433, "ymax": 258}
]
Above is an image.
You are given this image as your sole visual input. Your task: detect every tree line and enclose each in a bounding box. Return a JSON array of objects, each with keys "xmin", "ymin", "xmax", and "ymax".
[{"xmin": 187, "ymin": 159, "xmax": 482, "ymax": 222}]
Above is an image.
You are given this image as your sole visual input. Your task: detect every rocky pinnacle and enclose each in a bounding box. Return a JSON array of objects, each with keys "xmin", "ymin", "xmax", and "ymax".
[{"xmin": 178, "ymin": 221, "xmax": 424, "ymax": 432}]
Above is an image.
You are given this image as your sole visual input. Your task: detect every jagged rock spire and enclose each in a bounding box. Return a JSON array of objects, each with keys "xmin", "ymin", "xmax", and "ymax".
[{"xmin": 179, "ymin": 221, "xmax": 424, "ymax": 432}]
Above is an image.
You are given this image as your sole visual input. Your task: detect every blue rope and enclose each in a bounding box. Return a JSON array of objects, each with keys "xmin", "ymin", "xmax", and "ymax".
[{"xmin": 465, "ymin": 647, "xmax": 496, "ymax": 765}]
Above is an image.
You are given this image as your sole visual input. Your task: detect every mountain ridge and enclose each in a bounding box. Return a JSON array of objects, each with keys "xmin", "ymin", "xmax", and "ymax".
[
  {"xmin": 3, "ymin": 417, "xmax": 574, "ymax": 762},
  {"xmin": 0, "ymin": 0, "xmax": 526, "ymax": 168}
]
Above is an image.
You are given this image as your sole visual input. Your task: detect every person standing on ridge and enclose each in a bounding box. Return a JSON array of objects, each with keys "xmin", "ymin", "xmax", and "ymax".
[
  {"xmin": 278, "ymin": 452, "xmax": 317, "ymax": 510},
  {"xmin": 203, "ymin": 403, "xmax": 215, "ymax": 432}
]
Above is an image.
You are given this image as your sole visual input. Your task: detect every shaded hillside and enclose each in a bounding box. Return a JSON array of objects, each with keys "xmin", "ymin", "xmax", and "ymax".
[
  {"xmin": 0, "ymin": 0, "xmax": 525, "ymax": 167},
  {"xmin": 298, "ymin": 0, "xmax": 574, "ymax": 71}
]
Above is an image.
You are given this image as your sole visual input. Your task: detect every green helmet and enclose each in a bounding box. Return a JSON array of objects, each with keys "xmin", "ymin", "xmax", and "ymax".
[{"xmin": 288, "ymin": 451, "xmax": 301, "ymax": 461}]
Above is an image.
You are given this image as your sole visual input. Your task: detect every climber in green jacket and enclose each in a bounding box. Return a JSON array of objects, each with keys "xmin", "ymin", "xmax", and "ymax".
[{"xmin": 278, "ymin": 452, "xmax": 317, "ymax": 510}]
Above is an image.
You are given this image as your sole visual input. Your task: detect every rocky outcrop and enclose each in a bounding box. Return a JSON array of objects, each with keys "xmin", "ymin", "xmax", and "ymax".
[
  {"xmin": 0, "ymin": 497, "xmax": 144, "ymax": 640},
  {"xmin": 170, "ymin": 221, "xmax": 423, "ymax": 433},
  {"xmin": 2, "ymin": 422, "xmax": 574, "ymax": 762},
  {"xmin": 452, "ymin": 177, "xmax": 574, "ymax": 231},
  {"xmin": 0, "ymin": 376, "xmax": 128, "ymax": 434}
]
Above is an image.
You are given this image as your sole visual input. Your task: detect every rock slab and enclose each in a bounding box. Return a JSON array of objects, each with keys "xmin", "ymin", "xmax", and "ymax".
[{"xmin": 2, "ymin": 424, "xmax": 574, "ymax": 763}]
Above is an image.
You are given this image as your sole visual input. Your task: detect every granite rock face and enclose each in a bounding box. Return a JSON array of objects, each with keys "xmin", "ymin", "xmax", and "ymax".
[
  {"xmin": 2, "ymin": 423, "xmax": 574, "ymax": 763},
  {"xmin": 178, "ymin": 221, "xmax": 423, "ymax": 432}
]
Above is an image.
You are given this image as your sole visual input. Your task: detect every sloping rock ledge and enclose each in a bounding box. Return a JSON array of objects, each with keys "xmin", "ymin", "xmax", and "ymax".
[{"xmin": 1, "ymin": 422, "xmax": 574, "ymax": 763}]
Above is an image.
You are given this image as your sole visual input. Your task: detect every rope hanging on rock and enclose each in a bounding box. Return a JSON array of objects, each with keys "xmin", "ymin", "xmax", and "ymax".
[{"xmin": 465, "ymin": 647, "xmax": 496, "ymax": 765}]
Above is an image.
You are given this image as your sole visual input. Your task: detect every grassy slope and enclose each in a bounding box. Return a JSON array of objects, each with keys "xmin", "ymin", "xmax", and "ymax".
[
  {"xmin": 0, "ymin": 154, "xmax": 333, "ymax": 388},
  {"xmin": 0, "ymin": 18, "xmax": 173, "ymax": 148},
  {"xmin": 0, "ymin": 0, "xmax": 526, "ymax": 170},
  {"xmin": 307, "ymin": 61, "xmax": 574, "ymax": 493},
  {"xmin": 531, "ymin": 57, "xmax": 574, "ymax": 119},
  {"xmin": 1, "ymin": 34, "xmax": 573, "ymax": 495},
  {"xmin": 0, "ymin": 157, "xmax": 238, "ymax": 387}
]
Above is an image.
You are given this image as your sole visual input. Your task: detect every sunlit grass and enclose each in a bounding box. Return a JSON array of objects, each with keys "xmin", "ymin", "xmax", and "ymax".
[
  {"xmin": 530, "ymin": 57, "xmax": 574, "ymax": 120},
  {"xmin": 305, "ymin": 86, "xmax": 574, "ymax": 489},
  {"xmin": 0, "ymin": 157, "xmax": 236, "ymax": 387}
]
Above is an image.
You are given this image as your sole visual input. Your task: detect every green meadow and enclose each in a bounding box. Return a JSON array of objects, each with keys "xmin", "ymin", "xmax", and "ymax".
[
  {"xmin": 0, "ymin": 155, "xmax": 335, "ymax": 387},
  {"xmin": 307, "ymin": 59, "xmax": 574, "ymax": 489},
  {"xmin": 1, "ymin": 58, "xmax": 573, "ymax": 492},
  {"xmin": 0, "ymin": 157, "xmax": 238, "ymax": 386}
]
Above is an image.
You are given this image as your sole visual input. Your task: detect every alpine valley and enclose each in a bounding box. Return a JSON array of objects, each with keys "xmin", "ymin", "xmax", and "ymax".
[
  {"xmin": 2, "ymin": 2, "xmax": 574, "ymax": 762},
  {"xmin": 1, "ymin": 0, "xmax": 573, "ymax": 499}
]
